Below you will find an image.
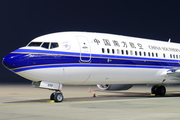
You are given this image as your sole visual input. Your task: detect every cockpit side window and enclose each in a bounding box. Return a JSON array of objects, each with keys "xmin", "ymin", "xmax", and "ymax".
[
  {"xmin": 28, "ymin": 42, "xmax": 42, "ymax": 46},
  {"xmin": 50, "ymin": 43, "xmax": 59, "ymax": 49},
  {"xmin": 41, "ymin": 42, "xmax": 49, "ymax": 49}
]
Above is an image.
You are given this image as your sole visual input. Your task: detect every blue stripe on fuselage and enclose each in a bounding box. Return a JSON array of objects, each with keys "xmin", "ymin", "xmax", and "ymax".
[
  {"xmin": 12, "ymin": 49, "xmax": 80, "ymax": 56},
  {"xmin": 12, "ymin": 64, "xmax": 174, "ymax": 72},
  {"xmin": 13, "ymin": 49, "xmax": 178, "ymax": 62},
  {"xmin": 10, "ymin": 49, "xmax": 180, "ymax": 72}
]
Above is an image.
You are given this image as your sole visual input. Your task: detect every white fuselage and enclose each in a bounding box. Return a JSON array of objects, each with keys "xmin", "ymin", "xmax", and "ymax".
[{"xmin": 3, "ymin": 32, "xmax": 180, "ymax": 85}]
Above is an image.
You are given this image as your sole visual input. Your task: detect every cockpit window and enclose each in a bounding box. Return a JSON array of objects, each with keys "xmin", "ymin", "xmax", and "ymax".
[
  {"xmin": 27, "ymin": 42, "xmax": 58, "ymax": 49},
  {"xmin": 50, "ymin": 43, "xmax": 59, "ymax": 49},
  {"xmin": 28, "ymin": 42, "xmax": 42, "ymax": 47},
  {"xmin": 41, "ymin": 42, "xmax": 49, "ymax": 49}
]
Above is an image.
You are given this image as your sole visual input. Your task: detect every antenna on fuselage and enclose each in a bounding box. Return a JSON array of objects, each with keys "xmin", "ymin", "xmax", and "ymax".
[{"xmin": 168, "ymin": 38, "xmax": 171, "ymax": 43}]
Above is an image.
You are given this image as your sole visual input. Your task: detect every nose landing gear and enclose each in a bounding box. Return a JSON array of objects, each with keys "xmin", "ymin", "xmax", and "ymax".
[
  {"xmin": 32, "ymin": 81, "xmax": 64, "ymax": 102},
  {"xmin": 151, "ymin": 85, "xmax": 166, "ymax": 96},
  {"xmin": 50, "ymin": 91, "xmax": 64, "ymax": 102}
]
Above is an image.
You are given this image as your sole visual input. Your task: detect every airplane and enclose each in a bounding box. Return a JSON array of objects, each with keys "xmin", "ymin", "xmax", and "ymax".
[{"xmin": 2, "ymin": 31, "xmax": 180, "ymax": 102}]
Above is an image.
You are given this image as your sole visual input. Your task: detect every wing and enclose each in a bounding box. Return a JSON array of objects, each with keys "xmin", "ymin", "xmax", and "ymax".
[{"xmin": 167, "ymin": 69, "xmax": 180, "ymax": 78}]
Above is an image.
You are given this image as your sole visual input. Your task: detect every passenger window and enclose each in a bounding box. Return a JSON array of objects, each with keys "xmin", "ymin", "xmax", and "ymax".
[
  {"xmin": 41, "ymin": 42, "xmax": 49, "ymax": 49},
  {"xmin": 173, "ymin": 54, "xmax": 175, "ymax": 58},
  {"xmin": 135, "ymin": 51, "xmax": 137, "ymax": 56},
  {"xmin": 139, "ymin": 51, "xmax": 141, "ymax": 56},
  {"xmin": 130, "ymin": 50, "xmax": 133, "ymax": 55},
  {"xmin": 176, "ymin": 55, "xmax": 178, "ymax": 59},
  {"xmin": 148, "ymin": 52, "xmax": 150, "ymax": 57},
  {"xmin": 102, "ymin": 48, "xmax": 105, "ymax": 53},
  {"xmin": 50, "ymin": 43, "xmax": 59, "ymax": 49},
  {"xmin": 126, "ymin": 50, "xmax": 128, "ymax": 55},
  {"xmin": 121, "ymin": 50, "xmax": 124, "ymax": 55},
  {"xmin": 152, "ymin": 53, "xmax": 154, "ymax": 57},
  {"xmin": 28, "ymin": 42, "xmax": 42, "ymax": 47},
  {"xmin": 117, "ymin": 49, "xmax": 120, "ymax": 54},
  {"xmin": 170, "ymin": 54, "xmax": 172, "ymax": 58},
  {"xmin": 144, "ymin": 52, "xmax": 146, "ymax": 56},
  {"xmin": 163, "ymin": 54, "xmax": 165, "ymax": 58},
  {"xmin": 107, "ymin": 49, "xmax": 110, "ymax": 53},
  {"xmin": 156, "ymin": 53, "xmax": 158, "ymax": 57},
  {"xmin": 112, "ymin": 49, "xmax": 115, "ymax": 54}
]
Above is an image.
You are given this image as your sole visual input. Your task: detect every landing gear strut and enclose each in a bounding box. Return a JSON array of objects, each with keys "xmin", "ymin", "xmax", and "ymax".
[
  {"xmin": 50, "ymin": 90, "xmax": 64, "ymax": 102},
  {"xmin": 151, "ymin": 85, "xmax": 166, "ymax": 96}
]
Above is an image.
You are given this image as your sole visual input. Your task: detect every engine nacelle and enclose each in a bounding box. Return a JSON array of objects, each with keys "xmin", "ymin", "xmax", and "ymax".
[{"xmin": 97, "ymin": 84, "xmax": 133, "ymax": 91}]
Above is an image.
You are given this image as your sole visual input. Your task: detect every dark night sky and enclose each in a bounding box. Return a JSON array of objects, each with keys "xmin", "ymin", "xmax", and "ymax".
[{"xmin": 1, "ymin": 0, "xmax": 180, "ymax": 83}]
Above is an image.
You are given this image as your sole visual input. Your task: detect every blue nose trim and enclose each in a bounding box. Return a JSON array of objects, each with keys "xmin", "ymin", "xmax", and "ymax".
[{"xmin": 3, "ymin": 53, "xmax": 29, "ymax": 69}]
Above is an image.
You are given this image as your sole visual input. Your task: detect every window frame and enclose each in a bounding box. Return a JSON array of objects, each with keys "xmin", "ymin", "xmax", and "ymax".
[
  {"xmin": 28, "ymin": 42, "xmax": 43, "ymax": 47},
  {"xmin": 50, "ymin": 42, "xmax": 59, "ymax": 49},
  {"xmin": 121, "ymin": 50, "xmax": 124, "ymax": 55},
  {"xmin": 135, "ymin": 51, "xmax": 137, "ymax": 56},
  {"xmin": 112, "ymin": 49, "xmax": 115, "ymax": 54},
  {"xmin": 107, "ymin": 48, "xmax": 110, "ymax": 54},
  {"xmin": 102, "ymin": 48, "xmax": 105, "ymax": 53},
  {"xmin": 117, "ymin": 49, "xmax": 120, "ymax": 54},
  {"xmin": 41, "ymin": 42, "xmax": 50, "ymax": 49},
  {"xmin": 126, "ymin": 50, "xmax": 128, "ymax": 55},
  {"xmin": 144, "ymin": 52, "xmax": 146, "ymax": 56},
  {"xmin": 139, "ymin": 51, "xmax": 142, "ymax": 56}
]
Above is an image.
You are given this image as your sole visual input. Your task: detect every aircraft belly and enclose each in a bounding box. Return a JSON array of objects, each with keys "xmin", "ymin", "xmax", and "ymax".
[
  {"xmin": 87, "ymin": 67, "xmax": 163, "ymax": 84},
  {"xmin": 16, "ymin": 67, "xmax": 92, "ymax": 84},
  {"xmin": 15, "ymin": 67, "xmax": 180, "ymax": 85}
]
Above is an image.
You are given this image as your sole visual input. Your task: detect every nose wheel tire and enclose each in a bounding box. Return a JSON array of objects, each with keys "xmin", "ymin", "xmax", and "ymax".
[
  {"xmin": 50, "ymin": 92, "xmax": 55, "ymax": 100},
  {"xmin": 54, "ymin": 93, "xmax": 64, "ymax": 102}
]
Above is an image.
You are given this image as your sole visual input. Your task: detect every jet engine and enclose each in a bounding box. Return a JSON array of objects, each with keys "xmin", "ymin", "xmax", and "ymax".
[{"xmin": 97, "ymin": 84, "xmax": 133, "ymax": 91}]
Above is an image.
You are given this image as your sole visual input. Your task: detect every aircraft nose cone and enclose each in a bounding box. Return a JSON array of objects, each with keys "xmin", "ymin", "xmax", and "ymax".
[{"xmin": 3, "ymin": 53, "xmax": 29, "ymax": 70}]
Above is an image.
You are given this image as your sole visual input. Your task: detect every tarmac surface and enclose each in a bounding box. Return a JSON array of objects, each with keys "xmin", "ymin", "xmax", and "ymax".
[{"xmin": 1, "ymin": 84, "xmax": 180, "ymax": 120}]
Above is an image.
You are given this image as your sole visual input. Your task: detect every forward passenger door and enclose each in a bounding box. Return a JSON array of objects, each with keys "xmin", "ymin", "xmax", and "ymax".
[{"xmin": 76, "ymin": 36, "xmax": 91, "ymax": 62}]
